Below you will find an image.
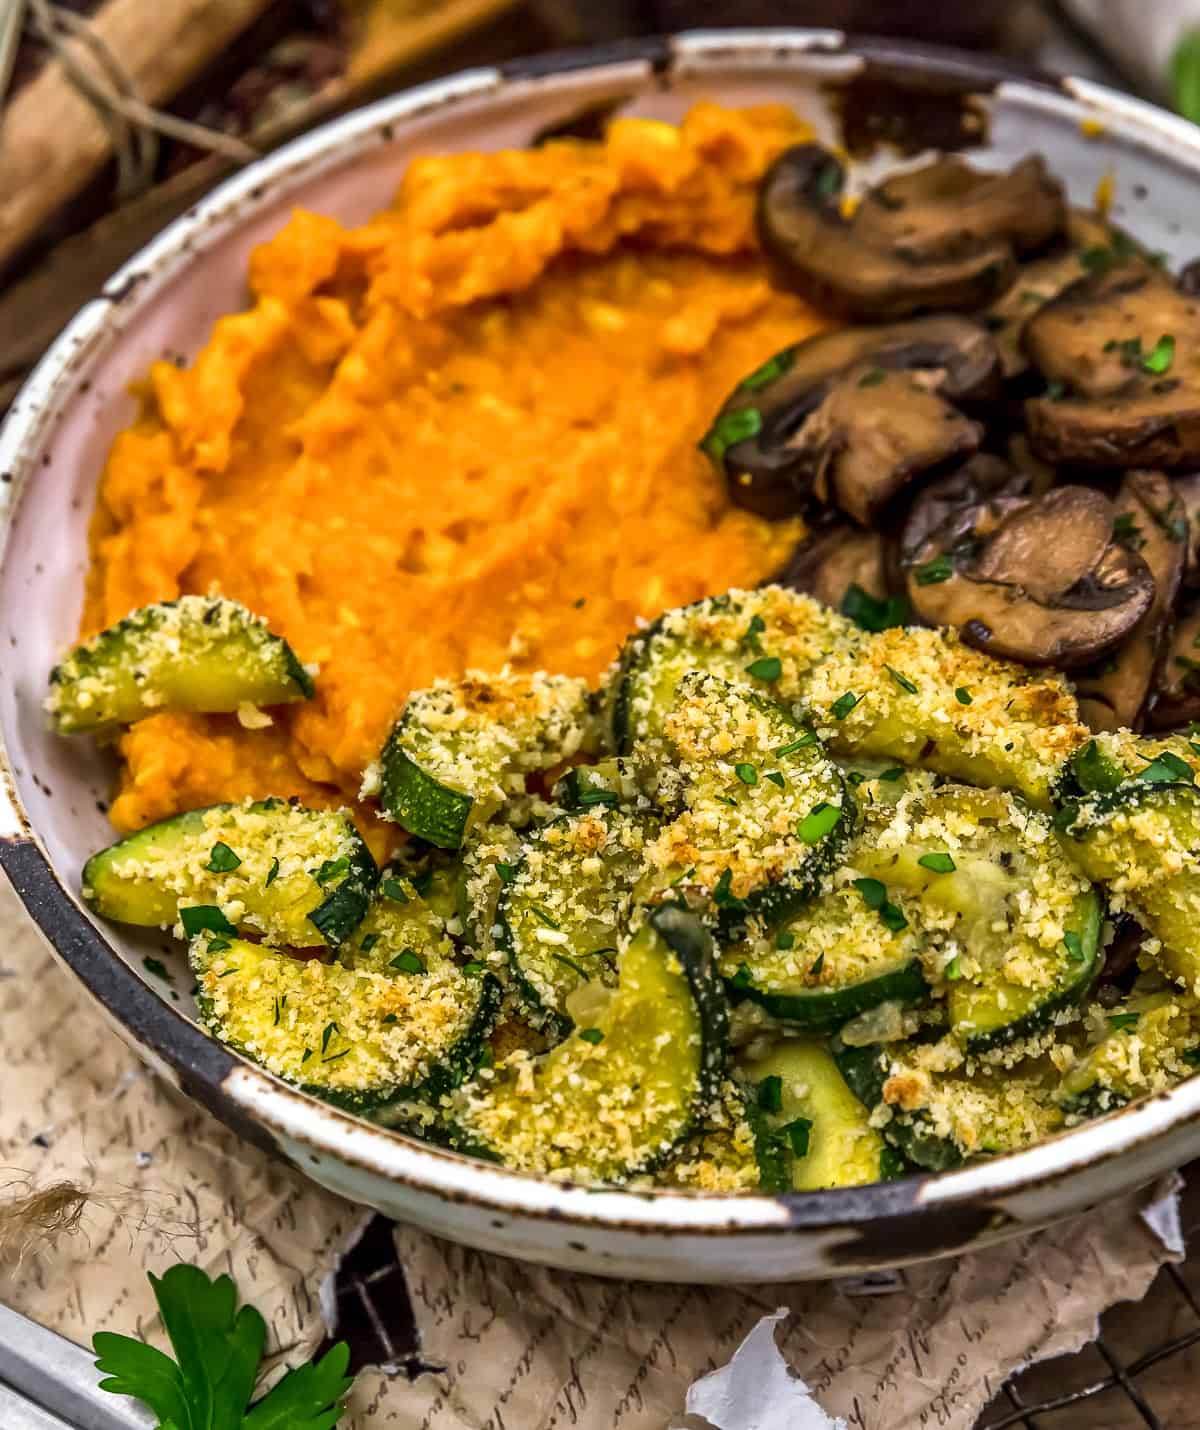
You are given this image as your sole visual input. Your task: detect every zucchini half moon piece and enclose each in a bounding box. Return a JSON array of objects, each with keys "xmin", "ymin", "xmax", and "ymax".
[
  {"xmin": 853, "ymin": 784, "xmax": 1101, "ymax": 1052},
  {"xmin": 82, "ymin": 799, "xmax": 378, "ymax": 948},
  {"xmin": 376, "ymin": 671, "xmax": 598, "ymax": 849},
  {"xmin": 192, "ymin": 925, "xmax": 500, "ymax": 1108},
  {"xmin": 449, "ymin": 904, "xmax": 729, "ymax": 1184},
  {"xmin": 47, "ymin": 595, "xmax": 312, "ymax": 734}
]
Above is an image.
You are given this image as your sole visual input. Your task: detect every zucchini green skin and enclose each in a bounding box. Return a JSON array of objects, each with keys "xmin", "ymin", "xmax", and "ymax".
[
  {"xmin": 1056, "ymin": 990, "xmax": 1200, "ymax": 1118},
  {"xmin": 950, "ymin": 888, "xmax": 1103, "ymax": 1054},
  {"xmin": 449, "ymin": 904, "xmax": 729, "ymax": 1183},
  {"xmin": 552, "ymin": 758, "xmax": 641, "ymax": 813},
  {"xmin": 832, "ymin": 1038, "xmax": 964, "ymax": 1174},
  {"xmin": 378, "ymin": 736, "xmax": 472, "ymax": 850},
  {"xmin": 742, "ymin": 960, "xmax": 929, "ymax": 1030},
  {"xmin": 46, "ymin": 595, "xmax": 312, "ymax": 734},
  {"xmin": 82, "ymin": 798, "xmax": 377, "ymax": 948}
]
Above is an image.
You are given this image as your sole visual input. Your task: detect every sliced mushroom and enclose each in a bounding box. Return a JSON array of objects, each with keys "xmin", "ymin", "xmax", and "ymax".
[
  {"xmin": 1024, "ymin": 261, "xmax": 1200, "ymax": 468},
  {"xmin": 983, "ymin": 211, "xmax": 1130, "ymax": 378},
  {"xmin": 774, "ymin": 522, "xmax": 888, "ymax": 608},
  {"xmin": 1148, "ymin": 596, "xmax": 1200, "ymax": 729},
  {"xmin": 702, "ymin": 316, "xmax": 1000, "ymax": 523},
  {"xmin": 901, "ymin": 453, "xmax": 1031, "ymax": 563},
  {"xmin": 1075, "ymin": 471, "xmax": 1185, "ymax": 730},
  {"xmin": 1004, "ymin": 433, "xmax": 1058, "ymax": 497},
  {"xmin": 1173, "ymin": 473, "xmax": 1200, "ymax": 588},
  {"xmin": 757, "ymin": 145, "xmax": 1065, "ymax": 320},
  {"xmin": 905, "ymin": 483, "xmax": 1154, "ymax": 667}
]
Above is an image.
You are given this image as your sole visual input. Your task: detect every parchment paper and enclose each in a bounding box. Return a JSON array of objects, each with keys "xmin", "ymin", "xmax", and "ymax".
[{"xmin": 0, "ymin": 876, "xmax": 1182, "ymax": 1428}]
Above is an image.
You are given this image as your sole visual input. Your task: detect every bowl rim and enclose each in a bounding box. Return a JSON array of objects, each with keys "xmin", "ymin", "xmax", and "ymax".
[{"xmin": 5, "ymin": 25, "xmax": 1200, "ymax": 1242}]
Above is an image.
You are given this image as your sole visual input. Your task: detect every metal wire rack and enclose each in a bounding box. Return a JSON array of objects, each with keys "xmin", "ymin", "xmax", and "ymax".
[{"xmin": 321, "ymin": 1194, "xmax": 1200, "ymax": 1429}]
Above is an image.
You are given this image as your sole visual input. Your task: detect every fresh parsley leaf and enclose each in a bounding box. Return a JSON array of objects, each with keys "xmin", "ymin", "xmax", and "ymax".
[
  {"xmin": 495, "ymin": 862, "xmax": 517, "ymax": 885},
  {"xmin": 390, "ymin": 949, "xmax": 426, "ymax": 974},
  {"xmin": 713, "ymin": 868, "xmax": 744, "ymax": 909},
  {"xmin": 877, "ymin": 767, "xmax": 905, "ymax": 782},
  {"xmin": 757, "ymin": 1075, "xmax": 783, "ymax": 1114},
  {"xmin": 143, "ymin": 956, "xmax": 171, "ymax": 982},
  {"xmin": 944, "ymin": 956, "xmax": 962, "ymax": 981},
  {"xmin": 809, "ymin": 952, "xmax": 825, "ymax": 977},
  {"xmin": 776, "ymin": 930, "xmax": 795, "ymax": 950},
  {"xmin": 729, "ymin": 962, "xmax": 754, "ymax": 992},
  {"xmin": 180, "ymin": 905, "xmax": 237, "ymax": 939},
  {"xmin": 739, "ymin": 350, "xmax": 794, "ymax": 391},
  {"xmin": 954, "ymin": 686, "xmax": 972, "ymax": 705},
  {"xmin": 743, "ymin": 613, "xmax": 767, "ymax": 644},
  {"xmin": 775, "ymin": 731, "xmax": 816, "ymax": 756},
  {"xmin": 578, "ymin": 1027, "xmax": 604, "ymax": 1045},
  {"xmin": 918, "ymin": 852, "xmax": 956, "ymax": 874},
  {"xmin": 264, "ymin": 857, "xmax": 280, "ymax": 889},
  {"xmin": 745, "ymin": 655, "xmax": 782, "ymax": 682},
  {"xmin": 1108, "ymin": 1011, "xmax": 1140, "ymax": 1032},
  {"xmin": 381, "ymin": 876, "xmax": 410, "ymax": 901},
  {"xmin": 576, "ymin": 787, "xmax": 619, "ymax": 807},
  {"xmin": 1070, "ymin": 737, "xmax": 1125, "ymax": 794},
  {"xmin": 1136, "ymin": 750, "xmax": 1195, "ymax": 785},
  {"xmin": 314, "ymin": 857, "xmax": 349, "ymax": 886},
  {"xmin": 913, "ymin": 555, "xmax": 953, "ymax": 585},
  {"xmin": 840, "ymin": 583, "xmax": 909, "ymax": 633},
  {"xmin": 205, "ymin": 841, "xmax": 241, "ymax": 874},
  {"xmin": 734, "ymin": 762, "xmax": 758, "ymax": 786},
  {"xmin": 701, "ymin": 407, "xmax": 762, "ymax": 466},
  {"xmin": 321, "ymin": 1021, "xmax": 338, "ymax": 1055},
  {"xmin": 783, "ymin": 1117, "xmax": 812, "ymax": 1158},
  {"xmin": 830, "ymin": 691, "xmax": 860, "ymax": 719},
  {"xmin": 884, "ymin": 665, "xmax": 917, "ymax": 695},
  {"xmin": 1143, "ymin": 333, "xmax": 1175, "ymax": 375},
  {"xmin": 206, "ymin": 937, "xmax": 231, "ymax": 954},
  {"xmin": 462, "ymin": 960, "xmax": 486, "ymax": 976},
  {"xmin": 858, "ymin": 367, "xmax": 887, "ymax": 388},
  {"xmin": 853, "ymin": 877, "xmax": 887, "ymax": 911},
  {"xmin": 764, "ymin": 770, "xmax": 786, "ymax": 789},
  {"xmin": 360, "ymin": 933, "xmax": 380, "ymax": 954},
  {"xmin": 242, "ymin": 1342, "xmax": 353, "ymax": 1430}
]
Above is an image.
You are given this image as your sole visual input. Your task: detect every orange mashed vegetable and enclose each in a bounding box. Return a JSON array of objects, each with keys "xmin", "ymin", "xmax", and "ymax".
[{"xmin": 82, "ymin": 103, "xmax": 829, "ymax": 846}]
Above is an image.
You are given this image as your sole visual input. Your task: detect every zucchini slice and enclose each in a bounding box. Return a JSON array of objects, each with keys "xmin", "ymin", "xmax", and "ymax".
[
  {"xmin": 47, "ymin": 596, "xmax": 312, "ymax": 734},
  {"xmin": 738, "ymin": 1039, "xmax": 894, "ymax": 1190},
  {"xmin": 1057, "ymin": 991, "xmax": 1200, "ymax": 1117},
  {"xmin": 497, "ymin": 808, "xmax": 652, "ymax": 1038},
  {"xmin": 552, "ymin": 758, "xmax": 643, "ymax": 813},
  {"xmin": 656, "ymin": 1080, "xmax": 763, "ymax": 1192},
  {"xmin": 834, "ymin": 1035, "xmax": 1066, "ymax": 1171},
  {"xmin": 375, "ymin": 671, "xmax": 598, "ymax": 849},
  {"xmin": 720, "ymin": 882, "xmax": 929, "ymax": 1029},
  {"xmin": 82, "ymin": 799, "xmax": 377, "ymax": 948},
  {"xmin": 1056, "ymin": 746, "xmax": 1200, "ymax": 994},
  {"xmin": 609, "ymin": 585, "xmax": 852, "ymax": 754},
  {"xmin": 192, "ymin": 928, "xmax": 499, "ymax": 1107},
  {"xmin": 642, "ymin": 672, "xmax": 853, "ymax": 939},
  {"xmin": 803, "ymin": 624, "xmax": 1086, "ymax": 809},
  {"xmin": 854, "ymin": 785, "xmax": 1100, "ymax": 1051},
  {"xmin": 450, "ymin": 904, "xmax": 728, "ymax": 1183}
]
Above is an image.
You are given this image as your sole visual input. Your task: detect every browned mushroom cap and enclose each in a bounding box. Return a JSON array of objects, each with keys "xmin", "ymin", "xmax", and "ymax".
[
  {"xmin": 774, "ymin": 522, "xmax": 887, "ymax": 607},
  {"xmin": 983, "ymin": 211, "xmax": 1129, "ymax": 378},
  {"xmin": 905, "ymin": 483, "xmax": 1155, "ymax": 667},
  {"xmin": 700, "ymin": 316, "xmax": 1000, "ymax": 523},
  {"xmin": 1172, "ymin": 473, "xmax": 1200, "ymax": 587},
  {"xmin": 901, "ymin": 453, "xmax": 1031, "ymax": 563},
  {"xmin": 1148, "ymin": 596, "xmax": 1200, "ymax": 729},
  {"xmin": 757, "ymin": 145, "xmax": 1065, "ymax": 320},
  {"xmin": 1024, "ymin": 261, "xmax": 1200, "ymax": 468},
  {"xmin": 1075, "ymin": 472, "xmax": 1185, "ymax": 730}
]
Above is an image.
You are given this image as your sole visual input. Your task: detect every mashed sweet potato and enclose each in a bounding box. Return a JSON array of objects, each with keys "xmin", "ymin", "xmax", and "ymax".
[{"xmin": 82, "ymin": 103, "xmax": 829, "ymax": 836}]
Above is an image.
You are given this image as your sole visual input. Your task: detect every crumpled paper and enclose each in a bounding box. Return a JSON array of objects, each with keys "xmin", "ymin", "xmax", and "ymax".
[{"xmin": 0, "ymin": 876, "xmax": 1183, "ymax": 1429}]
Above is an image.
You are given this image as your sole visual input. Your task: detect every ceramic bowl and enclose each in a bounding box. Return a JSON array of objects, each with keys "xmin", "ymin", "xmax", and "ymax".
[{"xmin": 3, "ymin": 29, "xmax": 1200, "ymax": 1284}]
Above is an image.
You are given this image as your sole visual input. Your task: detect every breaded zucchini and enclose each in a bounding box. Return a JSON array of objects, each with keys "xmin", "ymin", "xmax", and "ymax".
[
  {"xmin": 47, "ymin": 596, "xmax": 312, "ymax": 734},
  {"xmin": 83, "ymin": 799, "xmax": 377, "ymax": 947},
  {"xmin": 1057, "ymin": 990, "xmax": 1200, "ymax": 1116}
]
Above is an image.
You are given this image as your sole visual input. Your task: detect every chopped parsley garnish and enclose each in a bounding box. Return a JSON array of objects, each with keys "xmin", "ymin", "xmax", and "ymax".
[
  {"xmin": 913, "ymin": 555, "xmax": 953, "ymax": 586},
  {"xmin": 529, "ymin": 904, "xmax": 561, "ymax": 929},
  {"xmin": 716, "ymin": 795, "xmax": 738, "ymax": 807},
  {"xmin": 944, "ymin": 956, "xmax": 962, "ymax": 981},
  {"xmin": 743, "ymin": 613, "xmax": 767, "ymax": 645},
  {"xmin": 729, "ymin": 962, "xmax": 754, "ymax": 992},
  {"xmin": 320, "ymin": 1021, "xmax": 338, "ymax": 1055},
  {"xmin": 1108, "ymin": 1011, "xmax": 1140, "ymax": 1032},
  {"xmin": 847, "ymin": 771, "xmax": 866, "ymax": 786},
  {"xmin": 917, "ymin": 852, "xmax": 956, "ymax": 874},
  {"xmin": 272, "ymin": 996, "xmax": 282, "ymax": 1027},
  {"xmin": 809, "ymin": 952, "xmax": 825, "ymax": 977},
  {"xmin": 701, "ymin": 407, "xmax": 763, "ymax": 466},
  {"xmin": 858, "ymin": 367, "xmax": 887, "ymax": 388},
  {"xmin": 180, "ymin": 905, "xmax": 237, "ymax": 939},
  {"xmin": 764, "ymin": 770, "xmax": 786, "ymax": 789},
  {"xmin": 745, "ymin": 655, "xmax": 782, "ymax": 682},
  {"xmin": 390, "ymin": 948, "xmax": 426, "ymax": 974},
  {"xmin": 830, "ymin": 691, "xmax": 860, "ymax": 719},
  {"xmin": 1112, "ymin": 512, "xmax": 1143, "ymax": 546},
  {"xmin": 410, "ymin": 870, "xmax": 433, "ymax": 898},
  {"xmin": 360, "ymin": 933, "xmax": 380, "ymax": 954},
  {"xmin": 713, "ymin": 868, "xmax": 745, "ymax": 910},
  {"xmin": 264, "ymin": 857, "xmax": 280, "ymax": 888},
  {"xmin": 776, "ymin": 930, "xmax": 796, "ymax": 951},
  {"xmin": 954, "ymin": 686, "xmax": 972, "ymax": 705},
  {"xmin": 775, "ymin": 731, "xmax": 817, "ymax": 756},
  {"xmin": 739, "ymin": 350, "xmax": 794, "ymax": 391},
  {"xmin": 205, "ymin": 937, "xmax": 231, "ymax": 954},
  {"xmin": 381, "ymin": 876, "xmax": 409, "ymax": 901},
  {"xmin": 798, "ymin": 802, "xmax": 841, "ymax": 843},
  {"xmin": 322, "ymin": 1049, "xmax": 351, "ymax": 1064},
  {"xmin": 885, "ymin": 666, "xmax": 917, "ymax": 695},
  {"xmin": 314, "ymin": 856, "xmax": 349, "ymax": 886},
  {"xmin": 301, "ymin": 1048, "xmax": 313, "ymax": 1064},
  {"xmin": 1136, "ymin": 750, "xmax": 1195, "ymax": 785},
  {"xmin": 578, "ymin": 1027, "xmax": 604, "ymax": 1045},
  {"xmin": 757, "ymin": 1075, "xmax": 783, "ymax": 1114},
  {"xmin": 1143, "ymin": 333, "xmax": 1175, "ymax": 375},
  {"xmin": 1044, "ymin": 379, "xmax": 1067, "ymax": 402},
  {"xmin": 143, "ymin": 956, "xmax": 170, "ymax": 981},
  {"xmin": 216, "ymin": 967, "xmax": 240, "ymax": 979},
  {"xmin": 576, "ymin": 787, "xmax": 619, "ymax": 807},
  {"xmin": 878, "ymin": 767, "xmax": 905, "ymax": 782},
  {"xmin": 1070, "ymin": 738, "xmax": 1124, "ymax": 794},
  {"xmin": 205, "ymin": 841, "xmax": 241, "ymax": 874},
  {"xmin": 784, "ymin": 1118, "xmax": 812, "ymax": 1158},
  {"xmin": 1079, "ymin": 244, "xmax": 1115, "ymax": 272},
  {"xmin": 735, "ymin": 762, "xmax": 759, "ymax": 786},
  {"xmin": 495, "ymin": 862, "xmax": 517, "ymax": 885},
  {"xmin": 1063, "ymin": 931, "xmax": 1085, "ymax": 964},
  {"xmin": 840, "ymin": 583, "xmax": 909, "ymax": 633},
  {"xmin": 552, "ymin": 952, "xmax": 592, "ymax": 981},
  {"xmin": 852, "ymin": 877, "xmax": 907, "ymax": 932},
  {"xmin": 462, "ymin": 961, "xmax": 485, "ymax": 976},
  {"xmin": 670, "ymin": 865, "xmax": 697, "ymax": 886}
]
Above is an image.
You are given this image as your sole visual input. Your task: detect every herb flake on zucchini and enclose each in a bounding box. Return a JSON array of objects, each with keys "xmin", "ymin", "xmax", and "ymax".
[
  {"xmin": 1057, "ymin": 990, "xmax": 1200, "ymax": 1117},
  {"xmin": 47, "ymin": 596, "xmax": 312, "ymax": 734},
  {"xmin": 82, "ymin": 798, "xmax": 377, "ymax": 948},
  {"xmin": 375, "ymin": 671, "xmax": 598, "ymax": 848}
]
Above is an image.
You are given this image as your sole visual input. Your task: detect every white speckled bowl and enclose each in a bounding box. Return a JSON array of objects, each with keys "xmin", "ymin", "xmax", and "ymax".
[{"xmin": 3, "ymin": 30, "xmax": 1200, "ymax": 1283}]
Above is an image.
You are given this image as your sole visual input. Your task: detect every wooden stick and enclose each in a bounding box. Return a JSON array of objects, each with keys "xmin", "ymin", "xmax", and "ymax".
[{"xmin": 0, "ymin": 0, "xmax": 272, "ymax": 274}]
